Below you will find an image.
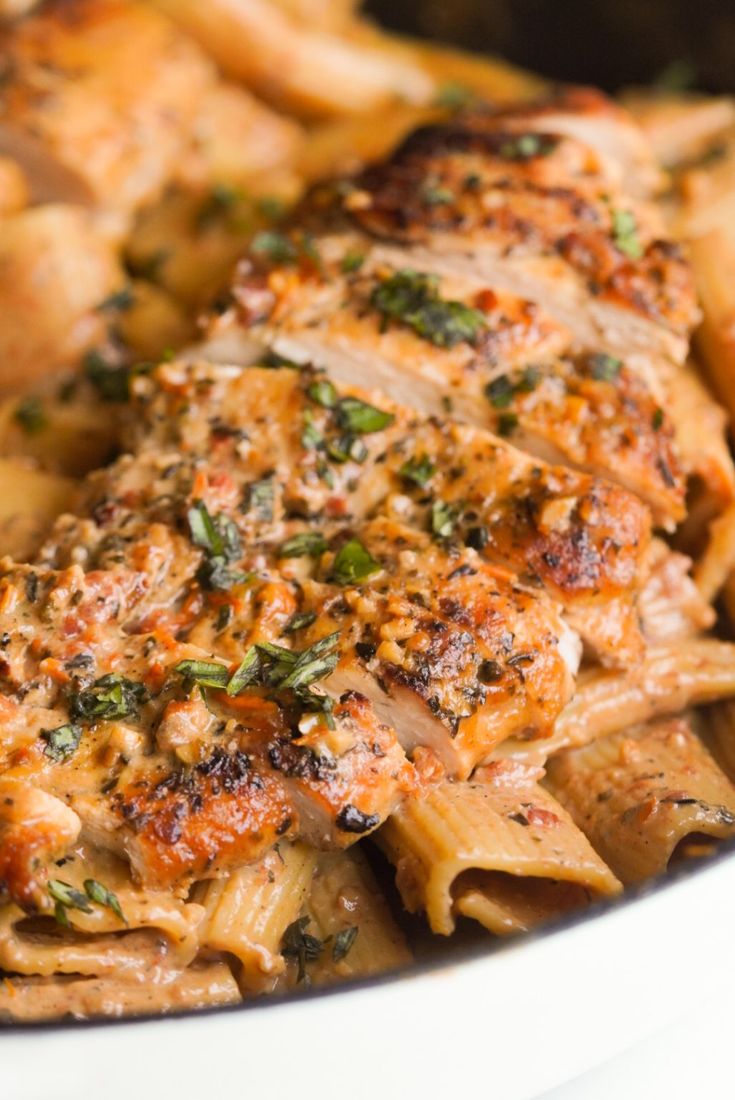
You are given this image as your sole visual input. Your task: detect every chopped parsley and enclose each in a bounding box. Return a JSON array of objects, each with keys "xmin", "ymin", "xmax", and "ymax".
[
  {"xmin": 41, "ymin": 723, "xmax": 82, "ymax": 763},
  {"xmin": 48, "ymin": 879, "xmax": 92, "ymax": 926},
  {"xmin": 421, "ymin": 178, "xmax": 455, "ymax": 206},
  {"xmin": 328, "ymin": 539, "xmax": 381, "ymax": 585},
  {"xmin": 485, "ymin": 374, "xmax": 515, "ymax": 409},
  {"xmin": 611, "ymin": 209, "xmax": 643, "ymax": 260},
  {"xmin": 370, "ymin": 270, "xmax": 485, "ymax": 349},
  {"xmin": 431, "ymin": 499, "xmax": 458, "ymax": 540},
  {"xmin": 588, "ymin": 353, "xmax": 623, "ymax": 382},
  {"xmin": 279, "ymin": 532, "xmax": 327, "ymax": 559},
  {"xmin": 341, "ymin": 251, "xmax": 365, "ymax": 274},
  {"xmin": 652, "ymin": 406, "xmax": 664, "ymax": 431},
  {"xmin": 187, "ymin": 500, "xmax": 247, "ymax": 590},
  {"xmin": 498, "ymin": 133, "xmax": 557, "ymax": 160},
  {"xmin": 196, "ymin": 184, "xmax": 243, "ymax": 231},
  {"xmin": 308, "ymin": 379, "xmax": 338, "ymax": 408},
  {"xmin": 226, "ymin": 635, "xmax": 340, "ymax": 726},
  {"xmin": 282, "ymin": 610, "xmax": 317, "ymax": 635},
  {"xmin": 84, "ymin": 350, "xmax": 136, "ymax": 403},
  {"xmin": 433, "ymin": 81, "xmax": 475, "ymax": 110},
  {"xmin": 69, "ymin": 675, "xmax": 148, "ymax": 722},
  {"xmin": 250, "ymin": 230, "xmax": 299, "ymax": 264},
  {"xmin": 399, "ymin": 454, "xmax": 436, "ymax": 488},
  {"xmin": 13, "ymin": 395, "xmax": 46, "ymax": 435},
  {"xmin": 281, "ymin": 916, "xmax": 324, "ymax": 983},
  {"xmin": 174, "ymin": 659, "xmax": 230, "ymax": 689},
  {"xmin": 245, "ymin": 477, "xmax": 275, "ymax": 521},
  {"xmin": 225, "ymin": 648, "xmax": 261, "ymax": 696},
  {"xmin": 96, "ymin": 286, "xmax": 135, "ymax": 313},
  {"xmin": 84, "ymin": 878, "xmax": 126, "ymax": 924},
  {"xmin": 332, "ymin": 925, "xmax": 359, "ymax": 962},
  {"xmin": 497, "ymin": 412, "xmax": 519, "ymax": 437},
  {"xmin": 335, "ymin": 396, "xmax": 394, "ymax": 435},
  {"xmin": 485, "ymin": 367, "xmax": 541, "ymax": 410}
]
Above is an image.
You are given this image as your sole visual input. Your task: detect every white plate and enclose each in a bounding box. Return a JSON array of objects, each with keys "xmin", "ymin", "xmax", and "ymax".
[{"xmin": 4, "ymin": 849, "xmax": 734, "ymax": 1100}]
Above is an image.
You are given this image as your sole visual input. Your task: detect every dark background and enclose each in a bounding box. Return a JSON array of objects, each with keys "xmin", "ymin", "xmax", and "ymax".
[{"xmin": 365, "ymin": 0, "xmax": 735, "ymax": 93}]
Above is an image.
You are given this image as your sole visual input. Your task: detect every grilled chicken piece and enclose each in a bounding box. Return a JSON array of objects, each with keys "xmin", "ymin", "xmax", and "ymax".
[
  {"xmin": 265, "ymin": 689, "xmax": 416, "ymax": 847},
  {"xmin": 290, "ymin": 518, "xmax": 579, "ymax": 776},
  {"xmin": 0, "ymin": 777, "xmax": 81, "ymax": 910},
  {"xmin": 340, "ymin": 111, "xmax": 698, "ymax": 373},
  {"xmin": 0, "ymin": 558, "xmax": 414, "ymax": 895},
  {"xmin": 483, "ymin": 87, "xmax": 663, "ymax": 198},
  {"xmin": 0, "ymin": 0, "xmax": 213, "ymax": 214},
  {"xmin": 216, "ymin": 236, "xmax": 685, "ymax": 526},
  {"xmin": 120, "ymin": 361, "xmax": 650, "ymax": 664},
  {"xmin": 0, "ymin": 204, "xmax": 124, "ymax": 393}
]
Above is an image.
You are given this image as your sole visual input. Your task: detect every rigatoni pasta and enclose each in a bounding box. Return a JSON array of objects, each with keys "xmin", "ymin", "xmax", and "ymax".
[{"xmin": 2, "ymin": 0, "xmax": 735, "ymax": 1025}]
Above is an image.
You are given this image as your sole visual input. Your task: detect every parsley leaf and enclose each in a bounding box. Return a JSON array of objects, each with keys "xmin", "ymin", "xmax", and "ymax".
[
  {"xmin": 498, "ymin": 133, "xmax": 558, "ymax": 160},
  {"xmin": 612, "ymin": 209, "xmax": 643, "ymax": 260},
  {"xmin": 14, "ymin": 395, "xmax": 46, "ymax": 435},
  {"xmin": 329, "ymin": 539, "xmax": 381, "ymax": 584},
  {"xmin": 335, "ymin": 396, "xmax": 395, "ymax": 435},
  {"xmin": 399, "ymin": 454, "xmax": 436, "ymax": 487},
  {"xmin": 332, "ymin": 925, "xmax": 359, "ymax": 962},
  {"xmin": 70, "ymin": 675, "xmax": 148, "ymax": 722},
  {"xmin": 279, "ymin": 532, "xmax": 327, "ymax": 558},
  {"xmin": 282, "ymin": 610, "xmax": 317, "ymax": 635},
  {"xmin": 431, "ymin": 499, "xmax": 458, "ymax": 540},
  {"xmin": 250, "ymin": 230, "xmax": 298, "ymax": 264},
  {"xmin": 281, "ymin": 916, "xmax": 324, "ymax": 983},
  {"xmin": 48, "ymin": 879, "xmax": 92, "ymax": 926},
  {"xmin": 84, "ymin": 878, "xmax": 126, "ymax": 924},
  {"xmin": 308, "ymin": 379, "xmax": 338, "ymax": 408},
  {"xmin": 41, "ymin": 723, "xmax": 82, "ymax": 763},
  {"xmin": 174, "ymin": 659, "xmax": 230, "ymax": 689},
  {"xmin": 588, "ymin": 353, "xmax": 623, "ymax": 382},
  {"xmin": 371, "ymin": 270, "xmax": 485, "ymax": 349}
]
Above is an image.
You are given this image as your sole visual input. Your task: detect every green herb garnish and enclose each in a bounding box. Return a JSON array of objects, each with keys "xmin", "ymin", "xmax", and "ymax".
[
  {"xmin": 652, "ymin": 406, "xmax": 664, "ymax": 431},
  {"xmin": 225, "ymin": 648, "xmax": 261, "ymax": 696},
  {"xmin": 328, "ymin": 539, "xmax": 381, "ymax": 585},
  {"xmin": 187, "ymin": 500, "xmax": 246, "ymax": 591},
  {"xmin": 498, "ymin": 133, "xmax": 557, "ymax": 160},
  {"xmin": 332, "ymin": 925, "xmax": 359, "ymax": 962},
  {"xmin": 41, "ymin": 723, "xmax": 82, "ymax": 763},
  {"xmin": 588, "ymin": 353, "xmax": 623, "ymax": 382},
  {"xmin": 279, "ymin": 532, "xmax": 327, "ymax": 559},
  {"xmin": 250, "ymin": 230, "xmax": 298, "ymax": 264},
  {"xmin": 399, "ymin": 454, "xmax": 436, "ymax": 487},
  {"xmin": 281, "ymin": 916, "xmax": 325, "ymax": 983},
  {"xmin": 246, "ymin": 477, "xmax": 275, "ymax": 521},
  {"xmin": 431, "ymin": 499, "xmax": 458, "ymax": 540},
  {"xmin": 13, "ymin": 395, "xmax": 46, "ymax": 435},
  {"xmin": 341, "ymin": 251, "xmax": 365, "ymax": 274},
  {"xmin": 335, "ymin": 396, "xmax": 394, "ymax": 435},
  {"xmin": 48, "ymin": 879, "xmax": 92, "ymax": 926},
  {"xmin": 433, "ymin": 81, "xmax": 474, "ymax": 110},
  {"xmin": 497, "ymin": 412, "xmax": 519, "ymax": 437},
  {"xmin": 612, "ymin": 209, "xmax": 643, "ymax": 260},
  {"xmin": 96, "ymin": 287, "xmax": 135, "ymax": 313},
  {"xmin": 371, "ymin": 270, "xmax": 485, "ymax": 349},
  {"xmin": 70, "ymin": 675, "xmax": 148, "ymax": 722},
  {"xmin": 84, "ymin": 879, "xmax": 126, "ymax": 924},
  {"xmin": 308, "ymin": 379, "xmax": 338, "ymax": 408},
  {"xmin": 174, "ymin": 659, "xmax": 230, "ymax": 689},
  {"xmin": 282, "ymin": 611, "xmax": 317, "ymax": 635}
]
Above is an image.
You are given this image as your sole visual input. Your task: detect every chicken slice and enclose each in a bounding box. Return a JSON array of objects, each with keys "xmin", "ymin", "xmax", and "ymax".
[
  {"xmin": 0, "ymin": 777, "xmax": 81, "ymax": 910},
  {"xmin": 218, "ymin": 236, "xmax": 685, "ymax": 526},
  {"xmin": 0, "ymin": 0, "xmax": 213, "ymax": 215},
  {"xmin": 285, "ymin": 518, "xmax": 579, "ymax": 777},
  {"xmin": 343, "ymin": 112, "xmax": 698, "ymax": 372},
  {"xmin": 120, "ymin": 361, "xmax": 650, "ymax": 665}
]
